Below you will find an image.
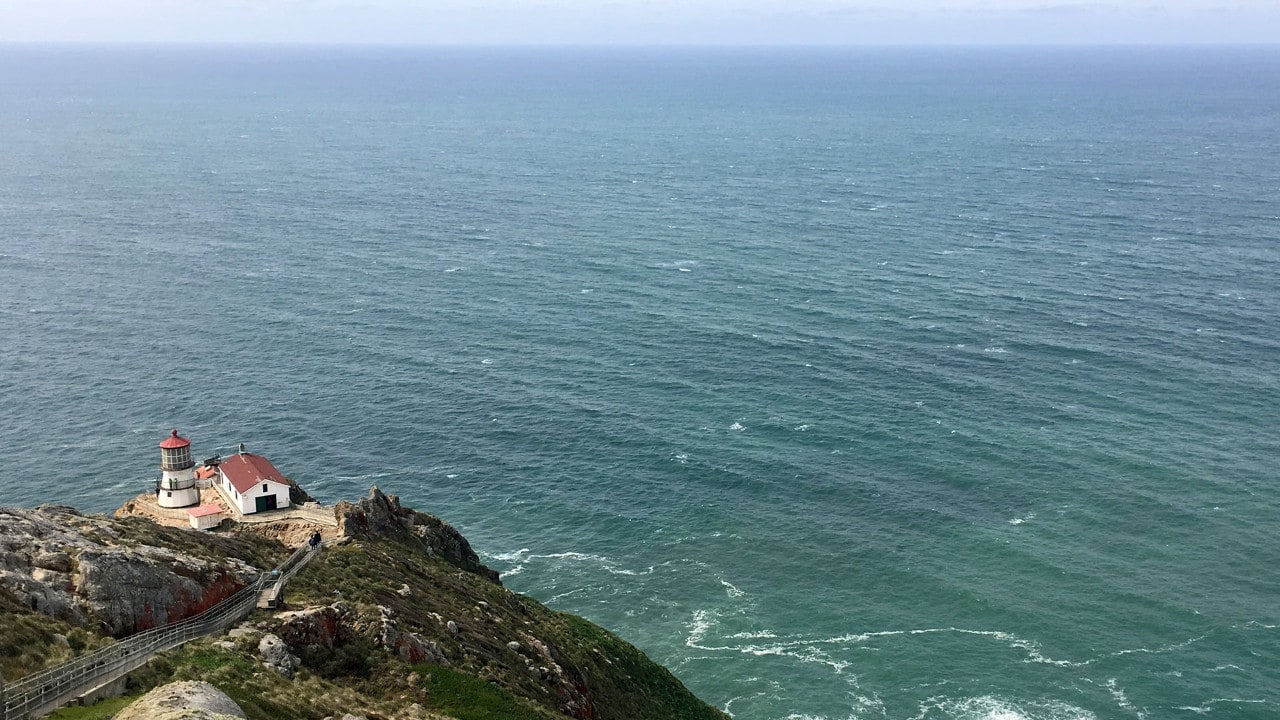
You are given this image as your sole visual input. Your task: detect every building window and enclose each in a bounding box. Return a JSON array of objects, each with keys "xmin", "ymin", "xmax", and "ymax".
[
  {"xmin": 166, "ymin": 491, "xmax": 172, "ymax": 498},
  {"xmin": 262, "ymin": 483, "xmax": 268, "ymax": 493}
]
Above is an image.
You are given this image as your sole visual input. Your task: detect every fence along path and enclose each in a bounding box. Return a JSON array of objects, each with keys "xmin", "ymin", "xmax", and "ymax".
[
  {"xmin": 258, "ymin": 541, "xmax": 320, "ymax": 609},
  {"xmin": 1, "ymin": 543, "xmax": 318, "ymax": 720}
]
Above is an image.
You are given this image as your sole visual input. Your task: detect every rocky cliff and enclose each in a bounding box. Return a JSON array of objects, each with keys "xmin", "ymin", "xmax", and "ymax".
[
  {"xmin": 334, "ymin": 487, "xmax": 500, "ymax": 585},
  {"xmin": 0, "ymin": 505, "xmax": 278, "ymax": 637},
  {"xmin": 0, "ymin": 490, "xmax": 728, "ymax": 720}
]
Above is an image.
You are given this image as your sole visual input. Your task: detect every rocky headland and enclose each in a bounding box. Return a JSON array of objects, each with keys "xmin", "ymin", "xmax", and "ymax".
[{"xmin": 0, "ymin": 488, "xmax": 727, "ymax": 720}]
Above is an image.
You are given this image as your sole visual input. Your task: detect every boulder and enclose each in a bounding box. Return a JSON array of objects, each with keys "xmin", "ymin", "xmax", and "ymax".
[
  {"xmin": 258, "ymin": 633, "xmax": 301, "ymax": 678},
  {"xmin": 114, "ymin": 680, "xmax": 246, "ymax": 720},
  {"xmin": 372, "ymin": 606, "xmax": 446, "ymax": 664},
  {"xmin": 274, "ymin": 602, "xmax": 354, "ymax": 650}
]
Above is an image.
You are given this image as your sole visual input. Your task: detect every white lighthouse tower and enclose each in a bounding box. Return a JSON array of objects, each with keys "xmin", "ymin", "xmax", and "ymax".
[{"xmin": 157, "ymin": 429, "xmax": 200, "ymax": 508}]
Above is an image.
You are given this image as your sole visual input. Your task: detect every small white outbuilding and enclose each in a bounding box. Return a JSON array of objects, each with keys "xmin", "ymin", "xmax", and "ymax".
[{"xmin": 187, "ymin": 504, "xmax": 223, "ymax": 531}]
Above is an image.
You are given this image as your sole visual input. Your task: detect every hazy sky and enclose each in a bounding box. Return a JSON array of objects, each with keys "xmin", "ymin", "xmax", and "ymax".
[{"xmin": 1, "ymin": 0, "xmax": 1277, "ymax": 45}]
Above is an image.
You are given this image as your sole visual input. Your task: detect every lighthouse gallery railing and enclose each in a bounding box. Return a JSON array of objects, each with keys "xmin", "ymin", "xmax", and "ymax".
[{"xmin": 2, "ymin": 543, "xmax": 316, "ymax": 720}]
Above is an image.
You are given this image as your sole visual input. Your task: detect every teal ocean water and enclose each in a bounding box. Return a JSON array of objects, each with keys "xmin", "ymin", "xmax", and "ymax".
[{"xmin": 2, "ymin": 46, "xmax": 1279, "ymax": 719}]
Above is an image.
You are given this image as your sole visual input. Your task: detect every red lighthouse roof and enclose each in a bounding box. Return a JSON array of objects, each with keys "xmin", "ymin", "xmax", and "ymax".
[{"xmin": 159, "ymin": 429, "xmax": 191, "ymax": 449}]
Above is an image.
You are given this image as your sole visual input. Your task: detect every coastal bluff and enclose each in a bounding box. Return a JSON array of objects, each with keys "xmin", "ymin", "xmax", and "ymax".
[{"xmin": 0, "ymin": 488, "xmax": 727, "ymax": 720}]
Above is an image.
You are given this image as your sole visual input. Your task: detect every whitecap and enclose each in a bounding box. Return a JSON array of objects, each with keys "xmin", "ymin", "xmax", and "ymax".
[
  {"xmin": 489, "ymin": 548, "xmax": 531, "ymax": 563},
  {"xmin": 510, "ymin": 550, "xmax": 652, "ymax": 577},
  {"xmin": 542, "ymin": 551, "xmax": 607, "ymax": 562},
  {"xmin": 610, "ymin": 566, "xmax": 655, "ymax": 576},
  {"xmin": 686, "ymin": 609, "xmax": 717, "ymax": 647},
  {"xmin": 1177, "ymin": 699, "xmax": 1268, "ymax": 715},
  {"xmin": 727, "ymin": 630, "xmax": 778, "ymax": 639},
  {"xmin": 913, "ymin": 695, "xmax": 1097, "ymax": 720},
  {"xmin": 984, "ymin": 347, "xmax": 1009, "ymax": 354},
  {"xmin": 816, "ymin": 627, "xmax": 1086, "ymax": 668},
  {"xmin": 721, "ymin": 580, "xmax": 746, "ymax": 598},
  {"xmin": 793, "ymin": 424, "xmax": 810, "ymax": 431},
  {"xmin": 730, "ymin": 422, "xmax": 745, "ymax": 431},
  {"xmin": 1103, "ymin": 678, "xmax": 1138, "ymax": 715}
]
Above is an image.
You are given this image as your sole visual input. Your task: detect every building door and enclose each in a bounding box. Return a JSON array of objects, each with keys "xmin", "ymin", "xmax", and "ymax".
[{"xmin": 255, "ymin": 494, "xmax": 277, "ymax": 513}]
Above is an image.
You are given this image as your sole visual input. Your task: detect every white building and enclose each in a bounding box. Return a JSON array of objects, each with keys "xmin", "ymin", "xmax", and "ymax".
[
  {"xmin": 157, "ymin": 429, "xmax": 200, "ymax": 509},
  {"xmin": 187, "ymin": 504, "xmax": 223, "ymax": 531},
  {"xmin": 215, "ymin": 446, "xmax": 292, "ymax": 515}
]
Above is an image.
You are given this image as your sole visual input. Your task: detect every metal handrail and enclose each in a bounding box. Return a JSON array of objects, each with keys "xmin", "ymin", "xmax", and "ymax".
[
  {"xmin": 6, "ymin": 576, "xmax": 263, "ymax": 694},
  {"xmin": 2, "ymin": 542, "xmax": 320, "ymax": 720},
  {"xmin": 278, "ymin": 545, "xmax": 318, "ymax": 583},
  {"xmin": 3, "ymin": 575, "xmax": 265, "ymax": 720},
  {"xmin": 258, "ymin": 544, "xmax": 319, "ymax": 609}
]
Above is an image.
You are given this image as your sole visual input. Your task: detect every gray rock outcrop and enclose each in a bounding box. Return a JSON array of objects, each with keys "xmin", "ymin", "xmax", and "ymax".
[
  {"xmin": 369, "ymin": 605, "xmax": 446, "ymax": 664},
  {"xmin": 269, "ymin": 601, "xmax": 447, "ymax": 665},
  {"xmin": 258, "ymin": 632, "xmax": 301, "ymax": 678},
  {"xmin": 335, "ymin": 487, "xmax": 500, "ymax": 584},
  {"xmin": 274, "ymin": 601, "xmax": 354, "ymax": 649},
  {"xmin": 0, "ymin": 506, "xmax": 259, "ymax": 635},
  {"xmin": 113, "ymin": 680, "xmax": 246, "ymax": 720}
]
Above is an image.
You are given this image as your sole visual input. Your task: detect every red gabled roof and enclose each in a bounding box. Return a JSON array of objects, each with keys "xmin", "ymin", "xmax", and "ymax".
[
  {"xmin": 188, "ymin": 504, "xmax": 223, "ymax": 518},
  {"xmin": 219, "ymin": 452, "xmax": 288, "ymax": 494},
  {"xmin": 159, "ymin": 429, "xmax": 191, "ymax": 449}
]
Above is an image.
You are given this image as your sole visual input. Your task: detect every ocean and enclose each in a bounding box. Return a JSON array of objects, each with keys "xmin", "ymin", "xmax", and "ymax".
[{"xmin": 1, "ymin": 45, "xmax": 1278, "ymax": 719}]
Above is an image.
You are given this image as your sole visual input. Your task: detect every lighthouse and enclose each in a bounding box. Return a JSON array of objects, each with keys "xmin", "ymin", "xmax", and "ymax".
[{"xmin": 157, "ymin": 429, "xmax": 200, "ymax": 508}]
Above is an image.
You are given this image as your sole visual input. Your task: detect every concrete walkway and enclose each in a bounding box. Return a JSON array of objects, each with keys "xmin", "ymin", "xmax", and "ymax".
[{"xmin": 118, "ymin": 490, "xmax": 337, "ymax": 530}]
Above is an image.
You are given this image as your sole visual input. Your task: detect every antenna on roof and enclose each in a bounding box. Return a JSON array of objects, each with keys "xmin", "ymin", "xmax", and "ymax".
[{"xmin": 238, "ymin": 442, "xmax": 246, "ymax": 456}]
